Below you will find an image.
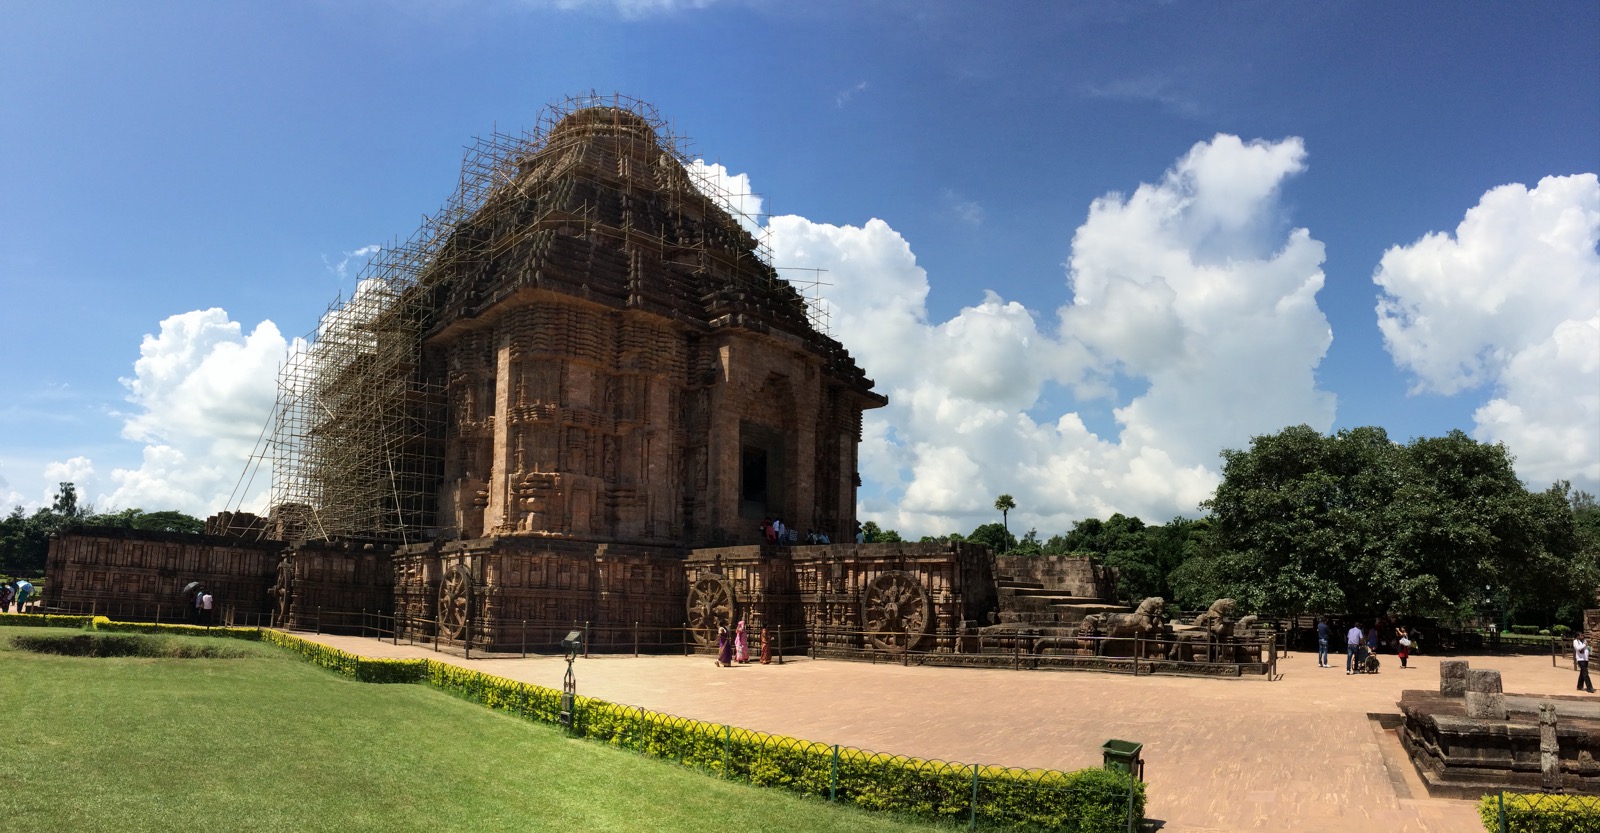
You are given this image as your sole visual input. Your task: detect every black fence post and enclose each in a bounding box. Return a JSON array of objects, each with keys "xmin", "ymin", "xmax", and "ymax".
[
  {"xmin": 634, "ymin": 621, "xmax": 639, "ymax": 657},
  {"xmin": 968, "ymin": 763, "xmax": 980, "ymax": 831},
  {"xmin": 683, "ymin": 622, "xmax": 690, "ymax": 657},
  {"xmin": 776, "ymin": 625, "xmax": 784, "ymax": 665}
]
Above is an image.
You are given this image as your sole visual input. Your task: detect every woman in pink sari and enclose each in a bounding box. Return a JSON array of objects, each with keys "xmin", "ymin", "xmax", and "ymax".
[
  {"xmin": 715, "ymin": 625, "xmax": 732, "ymax": 667},
  {"xmin": 735, "ymin": 619, "xmax": 750, "ymax": 663}
]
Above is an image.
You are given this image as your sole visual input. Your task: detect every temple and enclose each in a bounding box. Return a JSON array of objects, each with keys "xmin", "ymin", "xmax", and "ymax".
[{"xmin": 48, "ymin": 97, "xmax": 1191, "ymax": 670}]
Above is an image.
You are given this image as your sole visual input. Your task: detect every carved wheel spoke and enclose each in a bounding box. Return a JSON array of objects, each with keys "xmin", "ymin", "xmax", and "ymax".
[
  {"xmin": 272, "ymin": 559, "xmax": 293, "ymax": 624},
  {"xmin": 862, "ymin": 571, "xmax": 930, "ymax": 650},
  {"xmin": 438, "ymin": 566, "xmax": 473, "ymax": 641},
  {"xmin": 686, "ymin": 576, "xmax": 734, "ymax": 647}
]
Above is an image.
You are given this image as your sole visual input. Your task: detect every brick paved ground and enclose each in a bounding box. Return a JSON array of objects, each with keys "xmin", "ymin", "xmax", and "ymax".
[{"xmin": 302, "ymin": 633, "xmax": 1587, "ymax": 832}]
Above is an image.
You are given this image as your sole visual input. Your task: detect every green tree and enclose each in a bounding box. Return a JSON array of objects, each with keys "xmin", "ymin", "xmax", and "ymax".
[
  {"xmin": 1202, "ymin": 425, "xmax": 1588, "ymax": 618},
  {"xmin": 993, "ymin": 494, "xmax": 1016, "ymax": 549},
  {"xmin": 1010, "ymin": 527, "xmax": 1043, "ymax": 556},
  {"xmin": 966, "ymin": 522, "xmax": 1016, "ymax": 553},
  {"xmin": 51, "ymin": 482, "xmax": 82, "ymax": 519},
  {"xmin": 0, "ymin": 482, "xmax": 91, "ymax": 576},
  {"xmin": 83, "ymin": 508, "xmax": 205, "ymax": 534},
  {"xmin": 859, "ymin": 521, "xmax": 902, "ymax": 543}
]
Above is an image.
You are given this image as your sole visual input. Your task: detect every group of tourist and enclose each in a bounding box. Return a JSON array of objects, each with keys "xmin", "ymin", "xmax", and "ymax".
[
  {"xmin": 713, "ymin": 618, "xmax": 772, "ymax": 667},
  {"xmin": 758, "ymin": 518, "xmax": 831, "ymax": 545},
  {"xmin": 1, "ymin": 578, "xmax": 33, "ymax": 613},
  {"xmin": 191, "ymin": 588, "xmax": 216, "ymax": 625},
  {"xmin": 1313, "ymin": 616, "xmax": 1424, "ymax": 675}
]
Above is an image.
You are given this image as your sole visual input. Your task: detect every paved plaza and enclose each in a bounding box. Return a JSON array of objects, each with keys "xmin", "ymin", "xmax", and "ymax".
[{"xmin": 302, "ymin": 633, "xmax": 1586, "ymax": 832}]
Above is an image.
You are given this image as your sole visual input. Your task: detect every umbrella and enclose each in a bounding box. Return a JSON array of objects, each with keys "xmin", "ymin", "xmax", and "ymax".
[{"xmin": 182, "ymin": 581, "xmax": 202, "ymax": 596}]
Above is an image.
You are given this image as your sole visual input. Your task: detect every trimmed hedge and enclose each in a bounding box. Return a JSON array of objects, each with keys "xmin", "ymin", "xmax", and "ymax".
[
  {"xmin": 90, "ymin": 616, "xmax": 264, "ymax": 641},
  {"xmin": 9, "ymin": 631, "xmax": 257, "ymax": 658},
  {"xmin": 1479, "ymin": 792, "xmax": 1600, "ymax": 832},
  {"xmin": 3, "ymin": 617, "xmax": 1144, "ymax": 831},
  {"xmin": 259, "ymin": 630, "xmax": 427, "ymax": 684},
  {"xmin": 0, "ymin": 613, "xmax": 92, "ymax": 629}
]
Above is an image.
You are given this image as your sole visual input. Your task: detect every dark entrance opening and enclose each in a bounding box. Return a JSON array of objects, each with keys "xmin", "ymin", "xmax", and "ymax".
[{"xmin": 738, "ymin": 422, "xmax": 785, "ymax": 520}]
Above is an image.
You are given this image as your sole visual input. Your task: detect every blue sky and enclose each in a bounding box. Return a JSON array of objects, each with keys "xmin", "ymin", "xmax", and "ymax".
[{"xmin": 2, "ymin": 1, "xmax": 1596, "ymax": 538}]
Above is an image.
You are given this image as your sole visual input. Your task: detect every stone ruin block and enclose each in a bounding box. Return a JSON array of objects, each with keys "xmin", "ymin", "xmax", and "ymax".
[
  {"xmin": 1465, "ymin": 668, "xmax": 1506, "ymax": 720},
  {"xmin": 1440, "ymin": 659, "xmax": 1470, "ymax": 696}
]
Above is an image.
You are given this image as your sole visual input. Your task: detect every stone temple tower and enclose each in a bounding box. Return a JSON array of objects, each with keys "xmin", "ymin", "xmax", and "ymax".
[{"xmin": 416, "ymin": 101, "xmax": 885, "ymax": 549}]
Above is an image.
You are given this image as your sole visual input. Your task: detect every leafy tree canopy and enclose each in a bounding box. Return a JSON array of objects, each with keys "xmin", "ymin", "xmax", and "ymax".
[
  {"xmin": 966, "ymin": 522, "xmax": 1015, "ymax": 553},
  {"xmin": 1195, "ymin": 425, "xmax": 1592, "ymax": 620}
]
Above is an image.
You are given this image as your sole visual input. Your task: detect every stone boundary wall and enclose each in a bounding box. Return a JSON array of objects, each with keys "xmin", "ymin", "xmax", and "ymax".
[
  {"xmin": 993, "ymin": 555, "xmax": 1116, "ymax": 600},
  {"xmin": 45, "ymin": 526, "xmax": 281, "ymax": 623}
]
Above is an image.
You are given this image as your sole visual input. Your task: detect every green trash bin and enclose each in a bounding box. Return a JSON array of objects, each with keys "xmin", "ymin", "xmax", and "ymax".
[{"xmin": 1101, "ymin": 739, "xmax": 1144, "ymax": 780}]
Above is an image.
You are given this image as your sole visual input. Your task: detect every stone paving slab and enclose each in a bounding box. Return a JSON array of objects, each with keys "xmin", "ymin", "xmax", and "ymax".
[{"xmin": 299, "ymin": 634, "xmax": 1590, "ymax": 832}]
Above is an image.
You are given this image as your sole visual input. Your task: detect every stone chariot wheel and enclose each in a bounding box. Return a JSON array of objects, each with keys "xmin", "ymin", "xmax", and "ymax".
[
  {"xmin": 862, "ymin": 570, "xmax": 931, "ymax": 650},
  {"xmin": 437, "ymin": 564, "xmax": 473, "ymax": 641},
  {"xmin": 686, "ymin": 575, "xmax": 735, "ymax": 647},
  {"xmin": 270, "ymin": 557, "xmax": 293, "ymax": 627}
]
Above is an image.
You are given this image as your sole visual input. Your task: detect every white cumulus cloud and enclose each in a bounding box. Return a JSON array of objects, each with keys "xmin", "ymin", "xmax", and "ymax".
[
  {"xmin": 688, "ymin": 160, "xmax": 764, "ymax": 237},
  {"xmin": 1375, "ymin": 173, "xmax": 1600, "ymax": 491},
  {"xmin": 41, "ymin": 457, "xmax": 97, "ymax": 508},
  {"xmin": 762, "ymin": 134, "xmax": 1336, "ymax": 537},
  {"xmin": 103, "ymin": 309, "xmax": 286, "ymax": 516}
]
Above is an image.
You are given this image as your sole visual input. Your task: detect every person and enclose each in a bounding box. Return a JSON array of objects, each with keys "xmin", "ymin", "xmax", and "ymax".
[
  {"xmin": 0, "ymin": 581, "xmax": 13, "ymax": 613},
  {"xmin": 201, "ymin": 591, "xmax": 215, "ymax": 625},
  {"xmin": 772, "ymin": 518, "xmax": 787, "ymax": 545},
  {"xmin": 13, "ymin": 579, "xmax": 33, "ymax": 613},
  {"xmin": 194, "ymin": 589, "xmax": 205, "ymax": 624},
  {"xmin": 817, "ymin": 531, "xmax": 830, "ymax": 544},
  {"xmin": 1576, "ymin": 635, "xmax": 1595, "ymax": 693},
  {"xmin": 1346, "ymin": 622, "xmax": 1364, "ymax": 675},
  {"xmin": 735, "ymin": 618, "xmax": 749, "ymax": 663},
  {"xmin": 761, "ymin": 518, "xmax": 775, "ymax": 544},
  {"xmin": 759, "ymin": 626, "xmax": 771, "ymax": 665},
  {"xmin": 715, "ymin": 625, "xmax": 732, "ymax": 667},
  {"xmin": 1353, "ymin": 639, "xmax": 1373, "ymax": 674},
  {"xmin": 1396, "ymin": 626, "xmax": 1411, "ymax": 668},
  {"xmin": 1316, "ymin": 617, "xmax": 1331, "ymax": 668}
]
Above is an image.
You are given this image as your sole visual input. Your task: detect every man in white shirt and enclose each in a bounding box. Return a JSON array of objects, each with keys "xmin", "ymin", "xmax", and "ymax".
[
  {"xmin": 1576, "ymin": 635, "xmax": 1595, "ymax": 693},
  {"xmin": 1346, "ymin": 623, "xmax": 1364, "ymax": 675},
  {"xmin": 201, "ymin": 591, "xmax": 215, "ymax": 626}
]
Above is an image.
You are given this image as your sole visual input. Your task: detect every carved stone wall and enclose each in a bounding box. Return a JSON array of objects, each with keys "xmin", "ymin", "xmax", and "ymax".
[
  {"xmin": 393, "ymin": 537, "xmax": 686, "ymax": 651},
  {"xmin": 683, "ymin": 546, "xmax": 803, "ymax": 648},
  {"xmin": 790, "ymin": 542, "xmax": 996, "ymax": 655},
  {"xmin": 45, "ymin": 527, "xmax": 280, "ymax": 622},
  {"xmin": 272, "ymin": 541, "xmax": 395, "ymax": 633}
]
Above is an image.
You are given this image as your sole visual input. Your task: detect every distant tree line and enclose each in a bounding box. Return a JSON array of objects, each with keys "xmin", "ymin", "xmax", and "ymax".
[
  {"xmin": 0, "ymin": 482, "xmax": 204, "ymax": 577},
  {"xmin": 865, "ymin": 426, "xmax": 1600, "ymax": 628}
]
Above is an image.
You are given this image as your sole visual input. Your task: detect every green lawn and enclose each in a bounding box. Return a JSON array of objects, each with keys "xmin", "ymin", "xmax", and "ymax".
[{"xmin": 0, "ymin": 628, "xmax": 946, "ymax": 833}]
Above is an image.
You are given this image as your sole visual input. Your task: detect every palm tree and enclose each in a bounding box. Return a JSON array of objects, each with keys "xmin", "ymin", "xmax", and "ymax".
[{"xmin": 994, "ymin": 494, "xmax": 1015, "ymax": 551}]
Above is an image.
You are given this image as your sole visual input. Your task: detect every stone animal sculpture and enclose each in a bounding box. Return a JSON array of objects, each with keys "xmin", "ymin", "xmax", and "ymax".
[
  {"xmin": 1077, "ymin": 597, "xmax": 1165, "ymax": 656},
  {"xmin": 1168, "ymin": 598, "xmax": 1238, "ymax": 662}
]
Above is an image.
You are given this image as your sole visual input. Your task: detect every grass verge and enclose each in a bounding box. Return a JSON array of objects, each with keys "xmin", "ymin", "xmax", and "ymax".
[{"xmin": 0, "ymin": 626, "xmax": 947, "ymax": 833}]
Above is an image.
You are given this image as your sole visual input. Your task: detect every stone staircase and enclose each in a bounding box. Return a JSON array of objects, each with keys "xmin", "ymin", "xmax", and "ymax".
[{"xmin": 994, "ymin": 575, "xmax": 1126, "ymax": 625}]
